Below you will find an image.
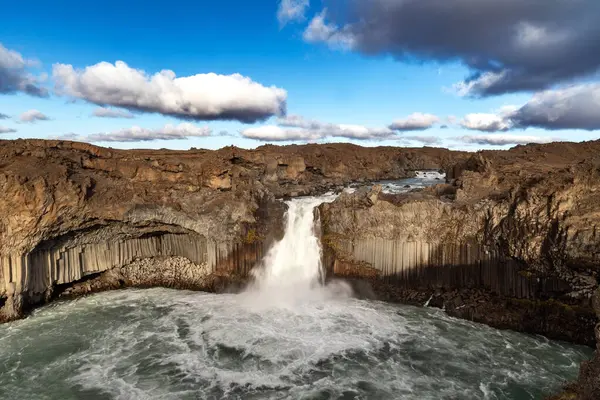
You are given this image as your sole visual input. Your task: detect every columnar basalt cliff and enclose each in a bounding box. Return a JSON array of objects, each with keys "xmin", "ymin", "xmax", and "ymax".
[
  {"xmin": 321, "ymin": 141, "xmax": 600, "ymax": 346},
  {"xmin": 0, "ymin": 139, "xmax": 462, "ymax": 322}
]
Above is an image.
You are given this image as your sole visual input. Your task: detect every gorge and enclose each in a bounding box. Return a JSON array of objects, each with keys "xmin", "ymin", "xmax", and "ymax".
[{"xmin": 1, "ymin": 138, "xmax": 600, "ymax": 399}]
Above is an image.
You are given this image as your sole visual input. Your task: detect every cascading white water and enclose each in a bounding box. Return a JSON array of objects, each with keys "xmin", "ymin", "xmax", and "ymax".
[{"xmin": 251, "ymin": 194, "xmax": 337, "ymax": 294}]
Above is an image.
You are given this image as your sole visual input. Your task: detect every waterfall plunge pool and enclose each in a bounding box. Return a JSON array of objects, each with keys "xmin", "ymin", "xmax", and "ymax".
[{"xmin": 0, "ymin": 288, "xmax": 591, "ymax": 400}]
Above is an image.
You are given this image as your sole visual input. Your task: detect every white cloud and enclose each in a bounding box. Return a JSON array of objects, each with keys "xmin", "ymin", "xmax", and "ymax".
[
  {"xmin": 277, "ymin": 0, "xmax": 310, "ymax": 26},
  {"xmin": 389, "ymin": 113, "xmax": 439, "ymax": 131},
  {"xmin": 242, "ymin": 115, "xmax": 396, "ymax": 142},
  {"xmin": 19, "ymin": 109, "xmax": 50, "ymax": 123},
  {"xmin": 277, "ymin": 114, "xmax": 324, "ymax": 129},
  {"xmin": 0, "ymin": 126, "xmax": 16, "ymax": 134},
  {"xmin": 334, "ymin": 124, "xmax": 394, "ymax": 140},
  {"xmin": 0, "ymin": 113, "xmax": 9, "ymax": 119},
  {"xmin": 52, "ymin": 61, "xmax": 287, "ymax": 123},
  {"xmin": 58, "ymin": 123, "xmax": 212, "ymax": 143},
  {"xmin": 457, "ymin": 84, "xmax": 600, "ymax": 132},
  {"xmin": 457, "ymin": 134, "xmax": 555, "ymax": 146},
  {"xmin": 0, "ymin": 43, "xmax": 47, "ymax": 97},
  {"xmin": 497, "ymin": 105, "xmax": 520, "ymax": 118},
  {"xmin": 460, "ymin": 113, "xmax": 511, "ymax": 132},
  {"xmin": 400, "ymin": 135, "xmax": 442, "ymax": 145},
  {"xmin": 511, "ymin": 84, "xmax": 600, "ymax": 130},
  {"xmin": 241, "ymin": 125, "xmax": 322, "ymax": 141},
  {"xmin": 92, "ymin": 107, "xmax": 135, "ymax": 119},
  {"xmin": 303, "ymin": 10, "xmax": 355, "ymax": 50},
  {"xmin": 454, "ymin": 71, "xmax": 508, "ymax": 97}
]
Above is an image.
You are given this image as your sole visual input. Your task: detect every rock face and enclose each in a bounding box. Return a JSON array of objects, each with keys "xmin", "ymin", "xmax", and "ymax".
[
  {"xmin": 321, "ymin": 141, "xmax": 600, "ymax": 346},
  {"xmin": 0, "ymin": 138, "xmax": 462, "ymax": 322},
  {"xmin": 319, "ymin": 140, "xmax": 600, "ymax": 399}
]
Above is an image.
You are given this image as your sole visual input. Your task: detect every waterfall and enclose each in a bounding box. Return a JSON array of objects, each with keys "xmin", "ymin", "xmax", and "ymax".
[
  {"xmin": 246, "ymin": 171, "xmax": 444, "ymax": 305},
  {"xmin": 252, "ymin": 195, "xmax": 336, "ymax": 291}
]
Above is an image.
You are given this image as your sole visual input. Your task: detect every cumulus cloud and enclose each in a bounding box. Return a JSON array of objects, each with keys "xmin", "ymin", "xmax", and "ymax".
[
  {"xmin": 57, "ymin": 123, "xmax": 212, "ymax": 143},
  {"xmin": 0, "ymin": 126, "xmax": 16, "ymax": 134},
  {"xmin": 334, "ymin": 124, "xmax": 395, "ymax": 140},
  {"xmin": 0, "ymin": 43, "xmax": 47, "ymax": 97},
  {"xmin": 510, "ymin": 84, "xmax": 600, "ymax": 130},
  {"xmin": 19, "ymin": 109, "xmax": 50, "ymax": 123},
  {"xmin": 389, "ymin": 113, "xmax": 439, "ymax": 131},
  {"xmin": 277, "ymin": 0, "xmax": 309, "ymax": 26},
  {"xmin": 457, "ymin": 85, "xmax": 600, "ymax": 132},
  {"xmin": 242, "ymin": 114, "xmax": 396, "ymax": 141},
  {"xmin": 460, "ymin": 113, "xmax": 512, "ymax": 132},
  {"xmin": 92, "ymin": 107, "xmax": 135, "ymax": 119},
  {"xmin": 241, "ymin": 125, "xmax": 323, "ymax": 142},
  {"xmin": 303, "ymin": 1, "xmax": 600, "ymax": 95},
  {"xmin": 0, "ymin": 113, "xmax": 9, "ymax": 119},
  {"xmin": 399, "ymin": 135, "xmax": 442, "ymax": 145},
  {"xmin": 52, "ymin": 61, "xmax": 287, "ymax": 123},
  {"xmin": 279, "ymin": 114, "xmax": 395, "ymax": 139},
  {"xmin": 457, "ymin": 134, "xmax": 555, "ymax": 146},
  {"xmin": 303, "ymin": 10, "xmax": 355, "ymax": 50},
  {"xmin": 277, "ymin": 114, "xmax": 325, "ymax": 129}
]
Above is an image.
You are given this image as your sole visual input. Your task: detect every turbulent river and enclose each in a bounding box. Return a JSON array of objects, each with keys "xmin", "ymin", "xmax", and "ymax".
[
  {"xmin": 0, "ymin": 290, "xmax": 591, "ymax": 400},
  {"xmin": 0, "ymin": 172, "xmax": 593, "ymax": 399}
]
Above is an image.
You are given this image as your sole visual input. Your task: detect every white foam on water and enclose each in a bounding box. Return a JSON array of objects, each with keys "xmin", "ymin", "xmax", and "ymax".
[
  {"xmin": 379, "ymin": 170, "xmax": 446, "ymax": 194},
  {"xmin": 0, "ymin": 289, "xmax": 591, "ymax": 400},
  {"xmin": 415, "ymin": 170, "xmax": 446, "ymax": 180},
  {"xmin": 424, "ymin": 294, "xmax": 434, "ymax": 307}
]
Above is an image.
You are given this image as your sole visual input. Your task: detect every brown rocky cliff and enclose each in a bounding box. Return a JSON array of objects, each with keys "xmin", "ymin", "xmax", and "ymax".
[
  {"xmin": 319, "ymin": 140, "xmax": 600, "ymax": 399},
  {"xmin": 320, "ymin": 140, "xmax": 600, "ymax": 346},
  {"xmin": 0, "ymin": 139, "xmax": 465, "ymax": 321}
]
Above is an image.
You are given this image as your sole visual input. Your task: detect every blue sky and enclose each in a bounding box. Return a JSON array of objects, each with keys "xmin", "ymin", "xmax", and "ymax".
[{"xmin": 0, "ymin": 0, "xmax": 598, "ymax": 150}]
